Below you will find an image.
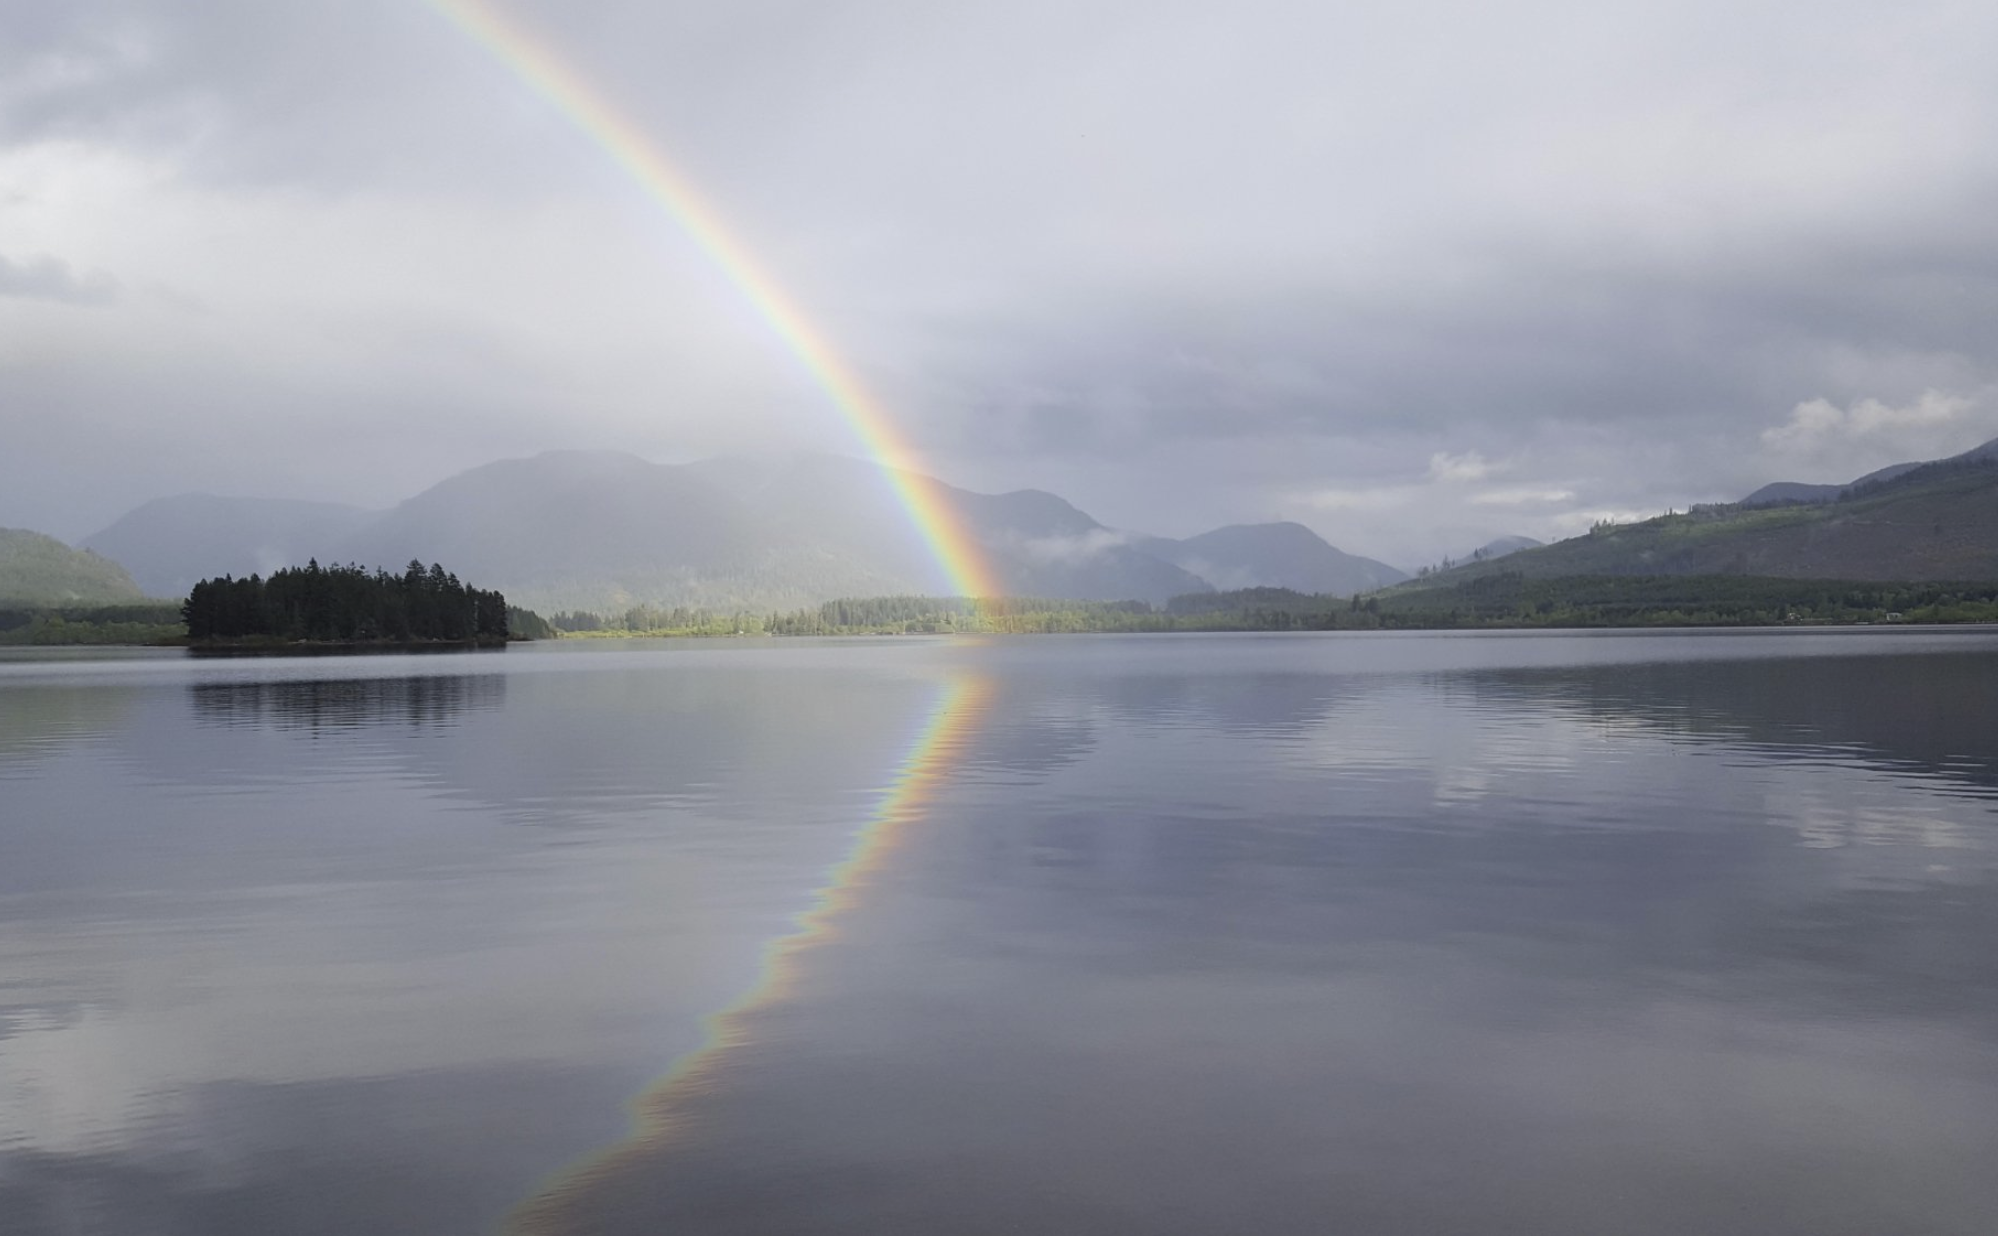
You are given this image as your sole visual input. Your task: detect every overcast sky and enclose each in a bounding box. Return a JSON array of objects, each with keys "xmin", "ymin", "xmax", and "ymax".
[{"xmin": 4, "ymin": 0, "xmax": 1997, "ymax": 567}]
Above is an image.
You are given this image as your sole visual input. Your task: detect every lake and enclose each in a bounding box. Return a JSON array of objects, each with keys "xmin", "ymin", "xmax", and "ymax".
[{"xmin": 3, "ymin": 630, "xmax": 1996, "ymax": 1234}]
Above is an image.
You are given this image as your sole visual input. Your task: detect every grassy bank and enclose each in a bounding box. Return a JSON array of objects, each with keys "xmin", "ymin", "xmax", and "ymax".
[{"xmin": 0, "ymin": 604, "xmax": 185, "ymax": 646}]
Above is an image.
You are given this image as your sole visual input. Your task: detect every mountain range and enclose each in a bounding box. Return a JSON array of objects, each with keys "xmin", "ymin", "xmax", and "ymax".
[
  {"xmin": 1413, "ymin": 436, "xmax": 1998, "ymax": 587},
  {"xmin": 39, "ymin": 435, "xmax": 1994, "ymax": 614},
  {"xmin": 78, "ymin": 451, "xmax": 1409, "ymax": 611}
]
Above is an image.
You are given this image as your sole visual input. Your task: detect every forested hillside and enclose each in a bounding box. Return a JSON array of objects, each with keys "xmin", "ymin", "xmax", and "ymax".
[
  {"xmin": 1408, "ymin": 453, "xmax": 1998, "ymax": 586},
  {"xmin": 0, "ymin": 528, "xmax": 146, "ymax": 605}
]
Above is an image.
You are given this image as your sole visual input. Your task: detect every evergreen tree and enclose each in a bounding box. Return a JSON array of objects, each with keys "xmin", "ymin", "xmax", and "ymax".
[{"xmin": 183, "ymin": 560, "xmax": 533, "ymax": 645}]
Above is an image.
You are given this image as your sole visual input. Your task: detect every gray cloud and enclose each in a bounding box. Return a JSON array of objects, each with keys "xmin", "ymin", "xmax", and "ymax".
[
  {"xmin": 3, "ymin": 0, "xmax": 1998, "ymax": 564},
  {"xmin": 0, "ymin": 252, "xmax": 116, "ymax": 304}
]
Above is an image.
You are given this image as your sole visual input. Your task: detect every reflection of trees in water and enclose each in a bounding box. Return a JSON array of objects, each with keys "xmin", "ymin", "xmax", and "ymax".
[
  {"xmin": 0, "ymin": 685, "xmax": 139, "ymax": 763},
  {"xmin": 190, "ymin": 675, "xmax": 505, "ymax": 732},
  {"xmin": 1465, "ymin": 651, "xmax": 1998, "ymax": 795}
]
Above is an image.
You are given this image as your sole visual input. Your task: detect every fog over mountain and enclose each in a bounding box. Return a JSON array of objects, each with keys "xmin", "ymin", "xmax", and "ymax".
[
  {"xmin": 85, "ymin": 495, "xmax": 380, "ymax": 602},
  {"xmin": 81, "ymin": 451, "xmax": 1410, "ymax": 612},
  {"xmin": 1138, "ymin": 524, "xmax": 1405, "ymax": 596},
  {"xmin": 6, "ymin": 2, "xmax": 1998, "ymax": 566},
  {"xmin": 70, "ymin": 431, "xmax": 1998, "ymax": 609}
]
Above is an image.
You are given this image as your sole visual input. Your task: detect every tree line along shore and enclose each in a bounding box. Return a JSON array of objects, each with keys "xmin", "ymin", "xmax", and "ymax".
[
  {"xmin": 5, "ymin": 571, "xmax": 1997, "ymax": 647},
  {"xmin": 556, "ymin": 575, "xmax": 1998, "ymax": 637},
  {"xmin": 0, "ymin": 560, "xmax": 550, "ymax": 649}
]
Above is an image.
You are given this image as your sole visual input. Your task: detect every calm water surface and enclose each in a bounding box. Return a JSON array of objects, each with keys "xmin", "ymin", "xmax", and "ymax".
[{"xmin": 2, "ymin": 631, "xmax": 1996, "ymax": 1234}]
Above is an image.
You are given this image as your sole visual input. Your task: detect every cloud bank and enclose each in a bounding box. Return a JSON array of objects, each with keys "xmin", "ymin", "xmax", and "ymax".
[{"xmin": 3, "ymin": 0, "xmax": 1997, "ymax": 567}]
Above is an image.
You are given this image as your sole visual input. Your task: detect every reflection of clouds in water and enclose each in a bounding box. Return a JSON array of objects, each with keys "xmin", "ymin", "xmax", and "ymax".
[
  {"xmin": 0, "ymin": 652, "xmax": 1001, "ymax": 1232},
  {"xmin": 1432, "ymin": 761, "xmax": 1493, "ymax": 805},
  {"xmin": 0, "ymin": 841, "xmax": 746, "ymax": 1159},
  {"xmin": 0, "ymin": 1006, "xmax": 163, "ymax": 1157},
  {"xmin": 1447, "ymin": 653, "xmax": 1998, "ymax": 871},
  {"xmin": 900, "ymin": 662, "xmax": 1998, "ymax": 1047},
  {"xmin": 507, "ymin": 837, "xmax": 1998, "ymax": 1235},
  {"xmin": 1284, "ymin": 685, "xmax": 1423, "ymax": 774},
  {"xmin": 0, "ymin": 659, "xmax": 960, "ymax": 1197},
  {"xmin": 1771, "ymin": 774, "xmax": 1976, "ymax": 855},
  {"xmin": 6, "ymin": 635, "xmax": 1998, "ymax": 1234},
  {"xmin": 1430, "ymin": 691, "xmax": 1593, "ymax": 807},
  {"xmin": 1274, "ymin": 680, "xmax": 1598, "ymax": 808},
  {"xmin": 0, "ymin": 1063, "xmax": 660, "ymax": 1233}
]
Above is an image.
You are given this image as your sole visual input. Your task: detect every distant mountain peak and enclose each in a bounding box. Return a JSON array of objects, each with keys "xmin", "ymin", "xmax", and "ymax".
[
  {"xmin": 1738, "ymin": 435, "xmax": 1998, "ymax": 507},
  {"xmin": 1472, "ymin": 534, "xmax": 1542, "ymax": 559},
  {"xmin": 83, "ymin": 496, "xmax": 379, "ymax": 598},
  {"xmin": 1144, "ymin": 522, "xmax": 1407, "ymax": 596}
]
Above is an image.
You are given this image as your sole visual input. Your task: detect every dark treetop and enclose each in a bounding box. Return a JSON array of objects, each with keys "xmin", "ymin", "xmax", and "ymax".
[{"xmin": 181, "ymin": 559, "xmax": 510, "ymax": 645}]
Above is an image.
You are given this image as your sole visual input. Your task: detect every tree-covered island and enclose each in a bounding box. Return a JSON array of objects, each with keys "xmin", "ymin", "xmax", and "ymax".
[{"xmin": 182, "ymin": 559, "xmax": 530, "ymax": 649}]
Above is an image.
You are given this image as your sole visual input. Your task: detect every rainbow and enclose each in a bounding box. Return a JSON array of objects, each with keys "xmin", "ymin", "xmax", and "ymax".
[
  {"xmin": 509, "ymin": 670, "xmax": 995, "ymax": 1233},
  {"xmin": 424, "ymin": 0, "xmax": 1001, "ymax": 600}
]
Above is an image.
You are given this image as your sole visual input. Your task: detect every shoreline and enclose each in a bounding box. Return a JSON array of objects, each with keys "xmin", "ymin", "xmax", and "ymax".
[{"xmin": 183, "ymin": 637, "xmax": 513, "ymax": 655}]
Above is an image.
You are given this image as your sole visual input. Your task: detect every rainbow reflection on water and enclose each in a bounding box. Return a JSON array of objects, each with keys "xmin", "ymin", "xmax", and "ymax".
[{"xmin": 510, "ymin": 670, "xmax": 995, "ymax": 1233}]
